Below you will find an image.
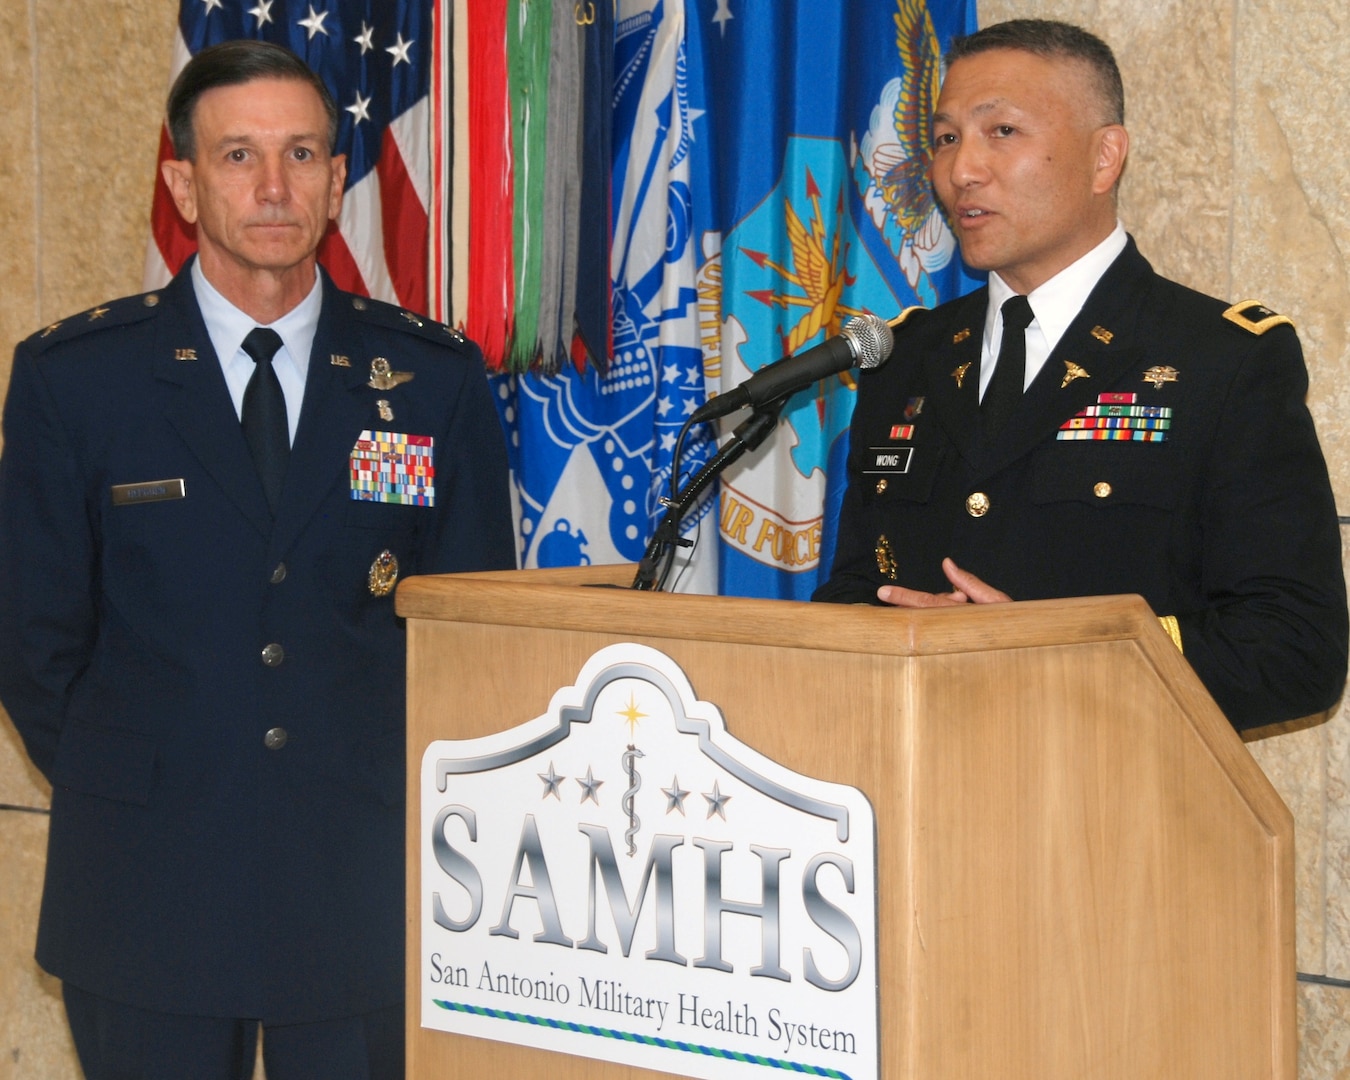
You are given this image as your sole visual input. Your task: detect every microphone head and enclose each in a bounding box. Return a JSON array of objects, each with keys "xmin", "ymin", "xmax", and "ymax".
[{"xmin": 841, "ymin": 313, "xmax": 894, "ymax": 370}]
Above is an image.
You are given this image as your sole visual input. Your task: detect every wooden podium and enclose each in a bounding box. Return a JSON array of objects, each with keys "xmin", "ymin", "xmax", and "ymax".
[{"xmin": 398, "ymin": 565, "xmax": 1294, "ymax": 1080}]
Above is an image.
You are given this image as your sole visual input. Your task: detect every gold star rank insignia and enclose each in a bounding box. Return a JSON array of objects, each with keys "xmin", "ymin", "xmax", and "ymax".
[
  {"xmin": 1222, "ymin": 300, "xmax": 1293, "ymax": 335},
  {"xmin": 88, "ymin": 306, "xmax": 110, "ymax": 321},
  {"xmin": 367, "ymin": 357, "xmax": 415, "ymax": 390},
  {"xmin": 1061, "ymin": 361, "xmax": 1090, "ymax": 388},
  {"xmin": 1142, "ymin": 365, "xmax": 1179, "ymax": 389}
]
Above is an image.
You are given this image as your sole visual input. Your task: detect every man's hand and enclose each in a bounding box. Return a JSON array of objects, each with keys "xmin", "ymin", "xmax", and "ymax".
[{"xmin": 876, "ymin": 558, "xmax": 1012, "ymax": 607}]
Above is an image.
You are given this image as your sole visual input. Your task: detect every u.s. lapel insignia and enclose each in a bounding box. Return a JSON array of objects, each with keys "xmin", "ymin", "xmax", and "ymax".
[
  {"xmin": 1061, "ymin": 361, "xmax": 1090, "ymax": 388},
  {"xmin": 173, "ymin": 348, "xmax": 198, "ymax": 362},
  {"xmin": 875, "ymin": 535, "xmax": 898, "ymax": 581},
  {"xmin": 377, "ymin": 399, "xmax": 394, "ymax": 422},
  {"xmin": 952, "ymin": 328, "xmax": 972, "ymax": 345},
  {"xmin": 1142, "ymin": 365, "xmax": 1179, "ymax": 389},
  {"xmin": 368, "ymin": 357, "xmax": 415, "ymax": 390},
  {"xmin": 330, "ymin": 354, "xmax": 351, "ymax": 367},
  {"xmin": 1090, "ymin": 325, "xmax": 1114, "ymax": 345},
  {"xmin": 952, "ymin": 361, "xmax": 972, "ymax": 389},
  {"xmin": 368, "ymin": 549, "xmax": 399, "ymax": 597}
]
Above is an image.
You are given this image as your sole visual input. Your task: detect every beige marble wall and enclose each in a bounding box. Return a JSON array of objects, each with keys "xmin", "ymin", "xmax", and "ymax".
[{"xmin": 1, "ymin": 0, "xmax": 1348, "ymax": 1076}]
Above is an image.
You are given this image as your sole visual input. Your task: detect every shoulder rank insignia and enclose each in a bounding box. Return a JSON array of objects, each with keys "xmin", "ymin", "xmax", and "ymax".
[
  {"xmin": 1141, "ymin": 365, "xmax": 1179, "ymax": 389},
  {"xmin": 368, "ymin": 357, "xmax": 414, "ymax": 390},
  {"xmin": 1222, "ymin": 300, "xmax": 1293, "ymax": 335}
]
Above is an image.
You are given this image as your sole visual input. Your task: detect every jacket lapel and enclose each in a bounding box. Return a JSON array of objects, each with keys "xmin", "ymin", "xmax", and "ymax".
[
  {"xmin": 153, "ymin": 271, "xmax": 274, "ymax": 537},
  {"xmin": 267, "ymin": 280, "xmax": 373, "ymax": 559},
  {"xmin": 975, "ymin": 240, "xmax": 1156, "ymax": 477},
  {"xmin": 921, "ymin": 290, "xmax": 987, "ymax": 467}
]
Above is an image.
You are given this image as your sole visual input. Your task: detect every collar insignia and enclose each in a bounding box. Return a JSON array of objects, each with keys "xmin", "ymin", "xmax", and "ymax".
[{"xmin": 1061, "ymin": 361, "xmax": 1090, "ymax": 388}]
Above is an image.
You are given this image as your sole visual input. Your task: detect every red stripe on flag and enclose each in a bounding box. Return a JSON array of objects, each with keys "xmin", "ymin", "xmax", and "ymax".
[
  {"xmin": 377, "ymin": 128, "xmax": 430, "ymax": 316},
  {"xmin": 466, "ymin": 0, "xmax": 514, "ymax": 367},
  {"xmin": 150, "ymin": 125, "xmax": 198, "ymax": 276},
  {"xmin": 318, "ymin": 226, "xmax": 370, "ymax": 297}
]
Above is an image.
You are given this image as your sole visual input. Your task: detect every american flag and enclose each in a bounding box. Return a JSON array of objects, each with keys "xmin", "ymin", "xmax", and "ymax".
[{"xmin": 144, "ymin": 0, "xmax": 436, "ymax": 315}]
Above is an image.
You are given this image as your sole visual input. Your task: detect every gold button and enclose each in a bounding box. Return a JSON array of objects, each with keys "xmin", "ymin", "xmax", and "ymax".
[
  {"xmin": 966, "ymin": 492, "xmax": 990, "ymax": 517},
  {"xmin": 875, "ymin": 478, "xmax": 888, "ymax": 494},
  {"xmin": 143, "ymin": 294, "xmax": 159, "ymax": 307},
  {"xmin": 352, "ymin": 297, "xmax": 368, "ymax": 311},
  {"xmin": 1094, "ymin": 482, "xmax": 1112, "ymax": 499}
]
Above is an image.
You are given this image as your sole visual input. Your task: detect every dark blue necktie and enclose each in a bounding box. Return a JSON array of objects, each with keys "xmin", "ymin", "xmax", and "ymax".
[
  {"xmin": 240, "ymin": 327, "xmax": 289, "ymax": 516},
  {"xmin": 982, "ymin": 294, "xmax": 1034, "ymax": 442}
]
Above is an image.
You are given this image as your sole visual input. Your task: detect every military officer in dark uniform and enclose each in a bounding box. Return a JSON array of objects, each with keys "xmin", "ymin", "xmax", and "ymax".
[
  {"xmin": 0, "ymin": 40, "xmax": 514, "ymax": 1079},
  {"xmin": 813, "ymin": 20, "xmax": 1347, "ymax": 731}
]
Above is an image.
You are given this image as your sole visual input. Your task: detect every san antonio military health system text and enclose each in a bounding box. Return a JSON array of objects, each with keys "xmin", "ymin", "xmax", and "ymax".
[{"xmin": 428, "ymin": 957, "xmax": 860, "ymax": 1058}]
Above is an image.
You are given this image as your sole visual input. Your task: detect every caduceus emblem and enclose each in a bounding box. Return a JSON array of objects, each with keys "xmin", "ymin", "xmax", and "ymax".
[{"xmin": 621, "ymin": 744, "xmax": 645, "ymax": 857}]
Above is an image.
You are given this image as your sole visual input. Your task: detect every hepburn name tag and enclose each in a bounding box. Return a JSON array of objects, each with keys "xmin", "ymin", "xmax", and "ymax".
[{"xmin": 111, "ymin": 478, "xmax": 186, "ymax": 506}]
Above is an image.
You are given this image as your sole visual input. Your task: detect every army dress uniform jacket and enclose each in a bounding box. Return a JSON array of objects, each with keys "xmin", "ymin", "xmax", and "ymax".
[
  {"xmin": 814, "ymin": 239, "xmax": 1347, "ymax": 731},
  {"xmin": 0, "ymin": 265, "xmax": 515, "ymax": 1023}
]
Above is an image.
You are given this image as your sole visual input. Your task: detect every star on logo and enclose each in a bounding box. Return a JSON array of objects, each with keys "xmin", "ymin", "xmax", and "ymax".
[
  {"xmin": 662, "ymin": 776, "xmax": 690, "ymax": 815},
  {"xmin": 656, "ymin": 396, "xmax": 673, "ymax": 417},
  {"xmin": 353, "ymin": 20, "xmax": 375, "ymax": 54},
  {"xmin": 576, "ymin": 766, "xmax": 603, "ymax": 805},
  {"xmin": 298, "ymin": 4, "xmax": 329, "ymax": 39},
  {"xmin": 538, "ymin": 762, "xmax": 564, "ymax": 800},
  {"xmin": 703, "ymin": 780, "xmax": 731, "ymax": 820},
  {"xmin": 617, "ymin": 692, "xmax": 647, "ymax": 738},
  {"xmin": 712, "ymin": 0, "xmax": 733, "ymax": 37},
  {"xmin": 247, "ymin": 0, "xmax": 274, "ymax": 24},
  {"xmin": 345, "ymin": 92, "xmax": 372, "ymax": 125},
  {"xmin": 386, "ymin": 31, "xmax": 414, "ymax": 66},
  {"xmin": 201, "ymin": 0, "xmax": 223, "ymax": 13}
]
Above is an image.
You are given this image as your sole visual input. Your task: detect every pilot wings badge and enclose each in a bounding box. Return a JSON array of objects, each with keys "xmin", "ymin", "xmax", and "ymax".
[{"xmin": 368, "ymin": 357, "xmax": 415, "ymax": 391}]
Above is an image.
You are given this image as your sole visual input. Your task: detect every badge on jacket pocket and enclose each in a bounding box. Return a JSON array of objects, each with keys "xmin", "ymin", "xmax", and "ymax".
[{"xmin": 350, "ymin": 430, "xmax": 435, "ymax": 506}]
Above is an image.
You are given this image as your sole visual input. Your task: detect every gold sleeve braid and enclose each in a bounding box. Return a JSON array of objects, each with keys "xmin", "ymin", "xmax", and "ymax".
[{"xmin": 1158, "ymin": 615, "xmax": 1183, "ymax": 653}]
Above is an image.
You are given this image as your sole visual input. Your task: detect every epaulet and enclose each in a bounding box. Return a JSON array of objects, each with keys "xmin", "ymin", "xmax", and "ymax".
[
  {"xmin": 345, "ymin": 294, "xmax": 472, "ymax": 350},
  {"xmin": 1222, "ymin": 299, "xmax": 1294, "ymax": 336},
  {"xmin": 889, "ymin": 305, "xmax": 930, "ymax": 334},
  {"xmin": 24, "ymin": 291, "xmax": 164, "ymax": 354}
]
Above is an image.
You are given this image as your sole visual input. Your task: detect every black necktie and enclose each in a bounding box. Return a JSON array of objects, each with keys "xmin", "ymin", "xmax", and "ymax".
[
  {"xmin": 240, "ymin": 327, "xmax": 289, "ymax": 515},
  {"xmin": 981, "ymin": 294, "xmax": 1034, "ymax": 441}
]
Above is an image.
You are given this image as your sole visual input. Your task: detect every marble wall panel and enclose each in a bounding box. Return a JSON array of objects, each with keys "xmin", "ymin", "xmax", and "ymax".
[
  {"xmin": 1229, "ymin": 2, "xmax": 1350, "ymax": 510},
  {"xmin": 0, "ymin": 1, "xmax": 39, "ymax": 367},
  {"xmin": 0, "ymin": 810, "xmax": 77, "ymax": 1080},
  {"xmin": 31, "ymin": 0, "xmax": 175, "ymax": 328},
  {"xmin": 1298, "ymin": 981, "xmax": 1350, "ymax": 1080}
]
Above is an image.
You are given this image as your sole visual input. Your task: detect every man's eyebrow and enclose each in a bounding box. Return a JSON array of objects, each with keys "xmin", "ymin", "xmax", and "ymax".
[{"xmin": 932, "ymin": 98, "xmax": 1012, "ymax": 126}]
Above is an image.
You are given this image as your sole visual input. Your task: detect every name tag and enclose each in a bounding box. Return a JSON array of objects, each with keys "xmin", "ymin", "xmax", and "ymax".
[
  {"xmin": 110, "ymin": 478, "xmax": 186, "ymax": 506},
  {"xmin": 863, "ymin": 447, "xmax": 913, "ymax": 474}
]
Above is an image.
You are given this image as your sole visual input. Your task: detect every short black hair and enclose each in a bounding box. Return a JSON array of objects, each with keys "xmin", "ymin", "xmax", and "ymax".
[
  {"xmin": 947, "ymin": 19, "xmax": 1124, "ymax": 127},
  {"xmin": 166, "ymin": 39, "xmax": 339, "ymax": 161}
]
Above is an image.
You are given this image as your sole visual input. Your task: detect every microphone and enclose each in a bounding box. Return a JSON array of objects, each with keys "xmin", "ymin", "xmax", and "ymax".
[{"xmin": 689, "ymin": 312, "xmax": 894, "ymax": 425}]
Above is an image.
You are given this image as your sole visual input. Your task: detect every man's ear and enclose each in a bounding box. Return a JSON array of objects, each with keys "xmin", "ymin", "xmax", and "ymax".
[
  {"xmin": 160, "ymin": 158, "xmax": 199, "ymax": 224},
  {"xmin": 327, "ymin": 153, "xmax": 348, "ymax": 222},
  {"xmin": 1092, "ymin": 125, "xmax": 1129, "ymax": 195}
]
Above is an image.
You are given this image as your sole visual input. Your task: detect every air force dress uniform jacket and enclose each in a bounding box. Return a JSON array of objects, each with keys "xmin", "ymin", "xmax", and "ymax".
[
  {"xmin": 0, "ymin": 265, "xmax": 516, "ymax": 1022},
  {"xmin": 814, "ymin": 239, "xmax": 1347, "ymax": 731}
]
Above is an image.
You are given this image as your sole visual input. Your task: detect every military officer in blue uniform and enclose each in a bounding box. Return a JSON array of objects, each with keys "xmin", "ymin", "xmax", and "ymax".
[
  {"xmin": 0, "ymin": 40, "xmax": 514, "ymax": 1079},
  {"xmin": 814, "ymin": 20, "xmax": 1347, "ymax": 731}
]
